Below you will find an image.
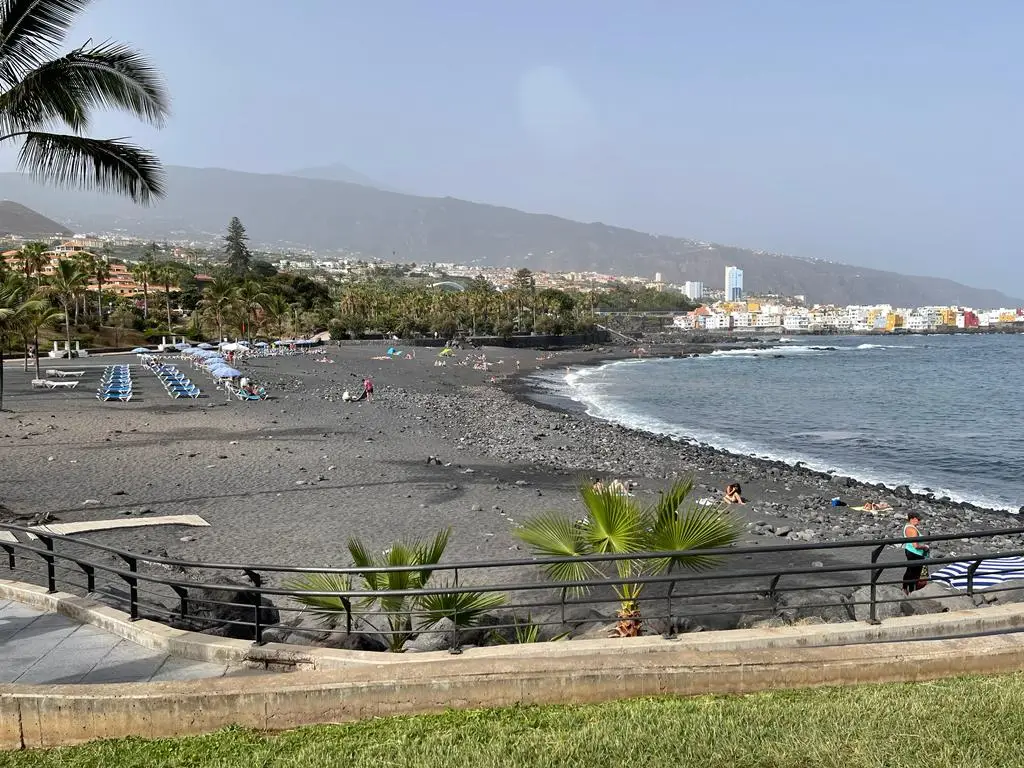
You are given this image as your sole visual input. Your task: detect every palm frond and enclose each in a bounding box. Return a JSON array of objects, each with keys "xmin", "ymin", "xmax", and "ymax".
[
  {"xmin": 0, "ymin": 0, "xmax": 88, "ymax": 78},
  {"xmin": 648, "ymin": 504, "xmax": 740, "ymax": 574},
  {"xmin": 514, "ymin": 512, "xmax": 598, "ymax": 588},
  {"xmin": 0, "ymin": 42, "xmax": 168, "ymax": 133},
  {"xmin": 580, "ymin": 486, "xmax": 647, "ymax": 555},
  {"xmin": 16, "ymin": 131, "xmax": 164, "ymax": 203},
  {"xmin": 413, "ymin": 527, "xmax": 450, "ymax": 585},
  {"xmin": 417, "ymin": 586, "xmax": 506, "ymax": 629},
  {"xmin": 284, "ymin": 572, "xmax": 353, "ymax": 628},
  {"xmin": 346, "ymin": 537, "xmax": 382, "ymax": 592},
  {"xmin": 651, "ymin": 477, "xmax": 695, "ymax": 528}
]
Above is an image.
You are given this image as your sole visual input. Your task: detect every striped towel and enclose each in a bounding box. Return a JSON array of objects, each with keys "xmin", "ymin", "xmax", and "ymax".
[{"xmin": 932, "ymin": 556, "xmax": 1024, "ymax": 591}]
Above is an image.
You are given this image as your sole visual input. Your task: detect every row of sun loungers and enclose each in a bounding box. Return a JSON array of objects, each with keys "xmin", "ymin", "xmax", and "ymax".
[
  {"xmin": 97, "ymin": 365, "xmax": 133, "ymax": 402},
  {"xmin": 148, "ymin": 362, "xmax": 200, "ymax": 399}
]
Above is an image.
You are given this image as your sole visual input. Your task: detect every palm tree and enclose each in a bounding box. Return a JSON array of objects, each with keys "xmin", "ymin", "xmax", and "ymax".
[
  {"xmin": 515, "ymin": 479, "xmax": 740, "ymax": 637},
  {"xmin": 19, "ymin": 300, "xmax": 62, "ymax": 379},
  {"xmin": 260, "ymin": 293, "xmax": 290, "ymax": 338},
  {"xmin": 17, "ymin": 242, "xmax": 49, "ymax": 285},
  {"xmin": 289, "ymin": 529, "xmax": 504, "ymax": 653},
  {"xmin": 199, "ymin": 277, "xmax": 238, "ymax": 342},
  {"xmin": 0, "ymin": 275, "xmax": 39, "ymax": 410},
  {"xmin": 236, "ymin": 280, "xmax": 269, "ymax": 342},
  {"xmin": 0, "ymin": 0, "xmax": 169, "ymax": 203},
  {"xmin": 92, "ymin": 256, "xmax": 111, "ymax": 321},
  {"xmin": 130, "ymin": 260, "xmax": 153, "ymax": 319},
  {"xmin": 46, "ymin": 259, "xmax": 88, "ymax": 358},
  {"xmin": 151, "ymin": 261, "xmax": 189, "ymax": 333}
]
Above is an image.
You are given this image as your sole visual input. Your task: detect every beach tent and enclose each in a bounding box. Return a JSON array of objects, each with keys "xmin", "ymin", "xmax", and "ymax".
[{"xmin": 932, "ymin": 556, "xmax": 1024, "ymax": 591}]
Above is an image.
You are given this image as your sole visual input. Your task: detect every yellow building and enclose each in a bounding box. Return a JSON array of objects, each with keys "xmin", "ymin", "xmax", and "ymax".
[
  {"xmin": 939, "ymin": 308, "xmax": 958, "ymax": 327},
  {"xmin": 998, "ymin": 311, "xmax": 1017, "ymax": 323},
  {"xmin": 885, "ymin": 313, "xmax": 904, "ymax": 331},
  {"xmin": 746, "ymin": 301, "xmax": 761, "ymax": 312}
]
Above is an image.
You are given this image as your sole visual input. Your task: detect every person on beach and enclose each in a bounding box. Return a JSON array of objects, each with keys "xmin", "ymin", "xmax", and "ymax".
[
  {"xmin": 861, "ymin": 501, "xmax": 891, "ymax": 511},
  {"xmin": 362, "ymin": 377, "xmax": 374, "ymax": 402},
  {"xmin": 902, "ymin": 513, "xmax": 929, "ymax": 593},
  {"xmin": 723, "ymin": 483, "xmax": 746, "ymax": 504}
]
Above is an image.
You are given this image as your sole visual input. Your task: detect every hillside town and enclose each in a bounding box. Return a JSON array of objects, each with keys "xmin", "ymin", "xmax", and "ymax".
[{"xmin": 2, "ymin": 235, "xmax": 1023, "ymax": 336}]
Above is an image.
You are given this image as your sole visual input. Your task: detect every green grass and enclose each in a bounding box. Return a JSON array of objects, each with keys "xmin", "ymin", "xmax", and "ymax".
[{"xmin": 4, "ymin": 674, "xmax": 1024, "ymax": 767}]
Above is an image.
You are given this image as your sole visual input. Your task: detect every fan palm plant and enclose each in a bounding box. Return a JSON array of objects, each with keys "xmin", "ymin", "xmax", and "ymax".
[
  {"xmin": 515, "ymin": 478, "xmax": 739, "ymax": 637},
  {"xmin": 0, "ymin": 0, "xmax": 169, "ymax": 203},
  {"xmin": 289, "ymin": 528, "xmax": 505, "ymax": 652},
  {"xmin": 45, "ymin": 258, "xmax": 87, "ymax": 356}
]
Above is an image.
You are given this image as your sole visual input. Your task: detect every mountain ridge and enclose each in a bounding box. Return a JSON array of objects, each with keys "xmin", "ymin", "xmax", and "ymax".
[
  {"xmin": 0, "ymin": 166, "xmax": 1017, "ymax": 307},
  {"xmin": 0, "ymin": 200, "xmax": 72, "ymax": 237}
]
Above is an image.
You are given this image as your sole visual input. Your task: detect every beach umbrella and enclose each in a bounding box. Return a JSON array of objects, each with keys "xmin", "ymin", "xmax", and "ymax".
[
  {"xmin": 211, "ymin": 367, "xmax": 241, "ymax": 378},
  {"xmin": 932, "ymin": 556, "xmax": 1024, "ymax": 591},
  {"xmin": 173, "ymin": 342, "xmax": 188, "ymax": 350},
  {"xmin": 197, "ymin": 342, "xmax": 214, "ymax": 350},
  {"xmin": 221, "ymin": 342, "xmax": 244, "ymax": 352},
  {"xmin": 130, "ymin": 347, "xmax": 150, "ymax": 354},
  {"xmin": 255, "ymin": 341, "xmax": 269, "ymax": 348}
]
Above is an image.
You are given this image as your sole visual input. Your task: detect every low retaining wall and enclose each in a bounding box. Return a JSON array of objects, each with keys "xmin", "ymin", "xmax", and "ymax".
[{"xmin": 5, "ymin": 578, "xmax": 1024, "ymax": 749}]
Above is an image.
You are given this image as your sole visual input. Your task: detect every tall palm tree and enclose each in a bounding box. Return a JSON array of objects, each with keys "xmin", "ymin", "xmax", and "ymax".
[
  {"xmin": 151, "ymin": 260, "xmax": 189, "ymax": 333},
  {"xmin": 0, "ymin": 0, "xmax": 169, "ymax": 203},
  {"xmin": 199, "ymin": 277, "xmax": 238, "ymax": 342},
  {"xmin": 515, "ymin": 479, "xmax": 740, "ymax": 637},
  {"xmin": 17, "ymin": 242, "xmax": 49, "ymax": 285},
  {"xmin": 19, "ymin": 299, "xmax": 61, "ymax": 379},
  {"xmin": 45, "ymin": 259, "xmax": 88, "ymax": 357},
  {"xmin": 92, "ymin": 256, "xmax": 111, "ymax": 320},
  {"xmin": 0, "ymin": 275, "xmax": 39, "ymax": 410},
  {"xmin": 236, "ymin": 279, "xmax": 269, "ymax": 342},
  {"xmin": 130, "ymin": 260, "xmax": 153, "ymax": 319},
  {"xmin": 260, "ymin": 292, "xmax": 290, "ymax": 338}
]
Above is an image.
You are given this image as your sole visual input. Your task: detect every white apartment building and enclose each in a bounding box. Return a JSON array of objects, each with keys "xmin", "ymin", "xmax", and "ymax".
[
  {"xmin": 783, "ymin": 313, "xmax": 810, "ymax": 331},
  {"xmin": 682, "ymin": 281, "xmax": 705, "ymax": 301},
  {"xmin": 725, "ymin": 266, "xmax": 744, "ymax": 301}
]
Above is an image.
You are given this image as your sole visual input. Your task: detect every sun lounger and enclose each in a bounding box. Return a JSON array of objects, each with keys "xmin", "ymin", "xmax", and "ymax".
[
  {"xmin": 44, "ymin": 380, "xmax": 78, "ymax": 389},
  {"xmin": 31, "ymin": 379, "xmax": 48, "ymax": 388},
  {"xmin": 46, "ymin": 369, "xmax": 85, "ymax": 378}
]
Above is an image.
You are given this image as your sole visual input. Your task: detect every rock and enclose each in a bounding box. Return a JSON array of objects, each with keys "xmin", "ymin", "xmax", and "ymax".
[
  {"xmin": 983, "ymin": 579, "xmax": 1024, "ymax": 604},
  {"xmin": 849, "ymin": 584, "xmax": 904, "ymax": 622},
  {"xmin": 774, "ymin": 526, "xmax": 792, "ymax": 537},
  {"xmin": 776, "ymin": 589, "xmax": 853, "ymax": 623},
  {"xmin": 167, "ymin": 580, "xmax": 280, "ymax": 641},
  {"xmin": 901, "ymin": 583, "xmax": 975, "ymax": 615},
  {"xmin": 893, "ymin": 485, "xmax": 913, "ymax": 499},
  {"xmin": 403, "ymin": 618, "xmax": 457, "ymax": 652}
]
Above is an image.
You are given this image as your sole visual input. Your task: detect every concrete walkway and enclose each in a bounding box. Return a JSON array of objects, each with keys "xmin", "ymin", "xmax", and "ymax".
[{"xmin": 0, "ymin": 599, "xmax": 247, "ymax": 685}]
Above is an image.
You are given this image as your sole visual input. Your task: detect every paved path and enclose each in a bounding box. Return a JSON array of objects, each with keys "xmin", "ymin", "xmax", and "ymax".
[{"xmin": 0, "ymin": 600, "xmax": 250, "ymax": 685}]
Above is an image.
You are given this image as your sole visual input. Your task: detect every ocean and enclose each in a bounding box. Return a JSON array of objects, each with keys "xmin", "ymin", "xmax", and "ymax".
[{"xmin": 544, "ymin": 334, "xmax": 1024, "ymax": 513}]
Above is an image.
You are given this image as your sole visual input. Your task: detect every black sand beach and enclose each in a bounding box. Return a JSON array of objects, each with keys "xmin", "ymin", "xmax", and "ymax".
[{"xmin": 2, "ymin": 343, "xmax": 1022, "ymax": 613}]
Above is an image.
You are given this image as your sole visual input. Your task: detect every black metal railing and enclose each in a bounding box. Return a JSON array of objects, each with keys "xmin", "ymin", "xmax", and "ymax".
[{"xmin": 2, "ymin": 521, "xmax": 1024, "ymax": 653}]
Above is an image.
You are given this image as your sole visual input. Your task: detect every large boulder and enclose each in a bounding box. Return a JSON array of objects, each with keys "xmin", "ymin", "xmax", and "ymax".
[
  {"xmin": 901, "ymin": 583, "xmax": 976, "ymax": 615},
  {"xmin": 168, "ymin": 580, "xmax": 280, "ymax": 641},
  {"xmin": 984, "ymin": 580, "xmax": 1024, "ymax": 604},
  {"xmin": 849, "ymin": 584, "xmax": 904, "ymax": 622},
  {"xmin": 776, "ymin": 589, "xmax": 855, "ymax": 624}
]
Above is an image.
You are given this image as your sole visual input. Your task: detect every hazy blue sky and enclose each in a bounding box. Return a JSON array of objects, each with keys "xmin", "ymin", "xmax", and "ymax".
[{"xmin": 2, "ymin": 0, "xmax": 1023, "ymax": 294}]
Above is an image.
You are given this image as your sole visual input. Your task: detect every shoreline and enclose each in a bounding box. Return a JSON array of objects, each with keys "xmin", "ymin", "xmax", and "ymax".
[{"xmin": 505, "ymin": 345, "xmax": 1022, "ymax": 518}]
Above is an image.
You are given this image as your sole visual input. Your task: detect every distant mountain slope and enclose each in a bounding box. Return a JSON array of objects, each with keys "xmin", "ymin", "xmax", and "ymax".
[
  {"xmin": 0, "ymin": 200, "xmax": 72, "ymax": 237},
  {"xmin": 285, "ymin": 162, "xmax": 397, "ymax": 191},
  {"xmin": 0, "ymin": 167, "xmax": 1017, "ymax": 307}
]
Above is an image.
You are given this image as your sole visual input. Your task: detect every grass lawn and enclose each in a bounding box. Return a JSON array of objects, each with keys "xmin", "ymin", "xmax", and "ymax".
[{"xmin": 3, "ymin": 674, "xmax": 1024, "ymax": 768}]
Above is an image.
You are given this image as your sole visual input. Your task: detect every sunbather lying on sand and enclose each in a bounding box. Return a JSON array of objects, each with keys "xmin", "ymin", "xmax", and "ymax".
[{"xmin": 858, "ymin": 501, "xmax": 892, "ymax": 511}]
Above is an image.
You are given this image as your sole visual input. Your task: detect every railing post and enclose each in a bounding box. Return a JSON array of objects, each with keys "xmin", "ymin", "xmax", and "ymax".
[
  {"xmin": 38, "ymin": 535, "xmax": 56, "ymax": 593},
  {"xmin": 449, "ymin": 568, "xmax": 463, "ymax": 655},
  {"xmin": 967, "ymin": 560, "xmax": 982, "ymax": 597},
  {"xmin": 170, "ymin": 585, "xmax": 189, "ymax": 619},
  {"xmin": 244, "ymin": 569, "xmax": 264, "ymax": 645},
  {"xmin": 118, "ymin": 554, "xmax": 139, "ymax": 620},
  {"xmin": 1, "ymin": 544, "xmax": 13, "ymax": 571},
  {"xmin": 868, "ymin": 544, "xmax": 885, "ymax": 625},
  {"xmin": 78, "ymin": 562, "xmax": 95, "ymax": 593},
  {"xmin": 768, "ymin": 574, "xmax": 782, "ymax": 606},
  {"xmin": 662, "ymin": 576, "xmax": 677, "ymax": 640},
  {"xmin": 560, "ymin": 586, "xmax": 567, "ymax": 625}
]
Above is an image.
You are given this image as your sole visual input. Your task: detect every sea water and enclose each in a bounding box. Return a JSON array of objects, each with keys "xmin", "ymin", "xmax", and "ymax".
[{"xmin": 545, "ymin": 334, "xmax": 1024, "ymax": 512}]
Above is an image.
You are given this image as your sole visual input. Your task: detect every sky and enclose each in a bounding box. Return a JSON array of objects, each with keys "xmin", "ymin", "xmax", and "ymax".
[{"xmin": 2, "ymin": 0, "xmax": 1023, "ymax": 295}]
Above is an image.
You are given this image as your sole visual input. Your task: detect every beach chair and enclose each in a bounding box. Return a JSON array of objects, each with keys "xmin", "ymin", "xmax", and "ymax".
[
  {"xmin": 44, "ymin": 380, "xmax": 78, "ymax": 390},
  {"xmin": 31, "ymin": 379, "xmax": 48, "ymax": 388},
  {"xmin": 46, "ymin": 369, "xmax": 85, "ymax": 378}
]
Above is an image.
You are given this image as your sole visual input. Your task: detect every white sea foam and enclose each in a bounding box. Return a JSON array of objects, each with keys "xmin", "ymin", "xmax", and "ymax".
[{"xmin": 554, "ymin": 354, "xmax": 1019, "ymax": 513}]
